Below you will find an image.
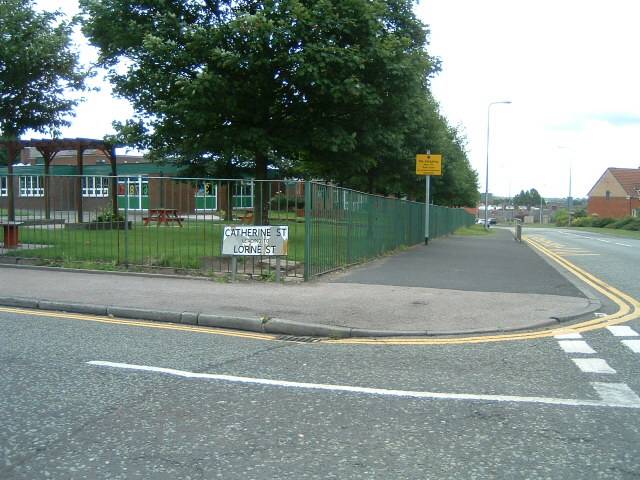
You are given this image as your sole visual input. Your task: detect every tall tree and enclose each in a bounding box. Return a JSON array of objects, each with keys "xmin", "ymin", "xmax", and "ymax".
[
  {"xmin": 513, "ymin": 188, "xmax": 545, "ymax": 208},
  {"xmin": 0, "ymin": 0, "xmax": 88, "ymax": 218},
  {"xmin": 80, "ymin": 0, "xmax": 437, "ymax": 222},
  {"xmin": 0, "ymin": 0, "xmax": 87, "ymax": 139}
]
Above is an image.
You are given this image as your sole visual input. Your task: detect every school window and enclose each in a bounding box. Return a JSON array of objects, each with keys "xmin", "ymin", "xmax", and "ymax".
[
  {"xmin": 233, "ymin": 181, "xmax": 254, "ymax": 209},
  {"xmin": 0, "ymin": 176, "xmax": 7, "ymax": 197},
  {"xmin": 82, "ymin": 176, "xmax": 110, "ymax": 197},
  {"xmin": 605, "ymin": 190, "xmax": 611, "ymax": 200},
  {"xmin": 195, "ymin": 181, "xmax": 218, "ymax": 211},
  {"xmin": 19, "ymin": 176, "xmax": 44, "ymax": 197}
]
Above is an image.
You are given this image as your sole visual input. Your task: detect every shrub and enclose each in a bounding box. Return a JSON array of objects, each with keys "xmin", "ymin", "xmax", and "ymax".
[
  {"xmin": 554, "ymin": 209, "xmax": 569, "ymax": 226},
  {"xmin": 610, "ymin": 216, "xmax": 634, "ymax": 229},
  {"xmin": 592, "ymin": 217, "xmax": 616, "ymax": 228},
  {"xmin": 573, "ymin": 208, "xmax": 588, "ymax": 219},
  {"xmin": 571, "ymin": 216, "xmax": 594, "ymax": 227},
  {"xmin": 96, "ymin": 208, "xmax": 124, "ymax": 223},
  {"xmin": 621, "ymin": 218, "xmax": 640, "ymax": 231}
]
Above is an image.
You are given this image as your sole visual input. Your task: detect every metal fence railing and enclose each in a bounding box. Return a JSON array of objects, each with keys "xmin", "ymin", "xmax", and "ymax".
[
  {"xmin": 303, "ymin": 182, "xmax": 475, "ymax": 279},
  {"xmin": 0, "ymin": 175, "xmax": 305, "ymax": 277},
  {"xmin": 429, "ymin": 204, "xmax": 476, "ymax": 240},
  {"xmin": 0, "ymin": 174, "xmax": 474, "ymax": 279}
]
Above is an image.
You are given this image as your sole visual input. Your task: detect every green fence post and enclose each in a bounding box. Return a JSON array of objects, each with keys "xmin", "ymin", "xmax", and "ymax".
[
  {"xmin": 303, "ymin": 180, "xmax": 312, "ymax": 281},
  {"xmin": 124, "ymin": 180, "xmax": 129, "ymax": 268}
]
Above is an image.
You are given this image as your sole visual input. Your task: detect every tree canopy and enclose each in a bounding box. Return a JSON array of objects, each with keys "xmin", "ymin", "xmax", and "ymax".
[
  {"xmin": 0, "ymin": 0, "xmax": 87, "ymax": 140},
  {"xmin": 80, "ymin": 0, "xmax": 478, "ymax": 208},
  {"xmin": 513, "ymin": 188, "xmax": 545, "ymax": 208}
]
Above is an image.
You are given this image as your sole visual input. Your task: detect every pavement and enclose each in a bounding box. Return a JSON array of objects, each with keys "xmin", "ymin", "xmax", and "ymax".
[{"xmin": 0, "ymin": 228, "xmax": 601, "ymax": 338}]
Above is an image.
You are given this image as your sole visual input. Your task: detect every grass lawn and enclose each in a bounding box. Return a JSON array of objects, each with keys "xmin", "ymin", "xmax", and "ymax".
[
  {"xmin": 6, "ymin": 212, "xmax": 472, "ymax": 276},
  {"xmin": 453, "ymin": 224, "xmax": 496, "ymax": 236},
  {"xmin": 14, "ymin": 219, "xmax": 307, "ymax": 271}
]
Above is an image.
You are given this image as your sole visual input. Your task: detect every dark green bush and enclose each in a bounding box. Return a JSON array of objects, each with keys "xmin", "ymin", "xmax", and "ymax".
[
  {"xmin": 592, "ymin": 217, "xmax": 616, "ymax": 228},
  {"xmin": 621, "ymin": 218, "xmax": 640, "ymax": 231},
  {"xmin": 610, "ymin": 216, "xmax": 634, "ymax": 229}
]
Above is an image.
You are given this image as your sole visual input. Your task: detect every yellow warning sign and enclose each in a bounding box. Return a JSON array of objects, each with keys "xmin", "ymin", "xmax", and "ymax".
[{"xmin": 416, "ymin": 154, "xmax": 442, "ymax": 176}]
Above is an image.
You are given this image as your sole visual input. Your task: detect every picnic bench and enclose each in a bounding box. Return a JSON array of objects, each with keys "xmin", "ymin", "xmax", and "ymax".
[
  {"xmin": 237, "ymin": 210, "xmax": 254, "ymax": 224},
  {"xmin": 143, "ymin": 208, "xmax": 184, "ymax": 227},
  {"xmin": 1, "ymin": 221, "xmax": 23, "ymax": 248}
]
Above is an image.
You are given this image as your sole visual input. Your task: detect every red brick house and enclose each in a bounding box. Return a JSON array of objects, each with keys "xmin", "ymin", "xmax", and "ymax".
[{"xmin": 587, "ymin": 168, "xmax": 640, "ymax": 218}]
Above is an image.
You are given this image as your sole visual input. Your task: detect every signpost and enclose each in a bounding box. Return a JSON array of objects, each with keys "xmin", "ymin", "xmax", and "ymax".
[
  {"xmin": 416, "ymin": 154, "xmax": 442, "ymax": 244},
  {"xmin": 222, "ymin": 225, "xmax": 289, "ymax": 281}
]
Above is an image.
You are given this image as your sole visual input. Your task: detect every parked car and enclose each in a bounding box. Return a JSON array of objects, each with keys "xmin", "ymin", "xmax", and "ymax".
[{"xmin": 476, "ymin": 218, "xmax": 497, "ymax": 226}]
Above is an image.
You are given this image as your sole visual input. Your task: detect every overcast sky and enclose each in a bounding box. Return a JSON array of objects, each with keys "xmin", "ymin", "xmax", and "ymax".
[{"xmin": 38, "ymin": 0, "xmax": 640, "ymax": 198}]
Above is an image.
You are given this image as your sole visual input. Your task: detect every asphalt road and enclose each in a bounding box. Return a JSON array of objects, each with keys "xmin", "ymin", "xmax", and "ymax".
[
  {"xmin": 525, "ymin": 227, "xmax": 640, "ymax": 299},
  {"xmin": 3, "ymin": 304, "xmax": 640, "ymax": 479}
]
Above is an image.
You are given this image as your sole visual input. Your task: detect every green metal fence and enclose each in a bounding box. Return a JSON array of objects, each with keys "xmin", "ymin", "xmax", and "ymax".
[
  {"xmin": 0, "ymin": 174, "xmax": 473, "ymax": 279},
  {"xmin": 429, "ymin": 204, "xmax": 476, "ymax": 239},
  {"xmin": 302, "ymin": 182, "xmax": 475, "ymax": 279},
  {"xmin": 0, "ymin": 175, "xmax": 306, "ymax": 277}
]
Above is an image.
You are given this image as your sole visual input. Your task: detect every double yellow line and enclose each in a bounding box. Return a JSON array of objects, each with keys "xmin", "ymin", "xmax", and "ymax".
[
  {"xmin": 2, "ymin": 234, "xmax": 637, "ymax": 346},
  {"xmin": 0, "ymin": 306, "xmax": 277, "ymax": 341},
  {"xmin": 327, "ymin": 235, "xmax": 639, "ymax": 345}
]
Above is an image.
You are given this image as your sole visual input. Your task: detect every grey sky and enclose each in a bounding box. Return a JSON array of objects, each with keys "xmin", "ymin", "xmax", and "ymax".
[{"xmin": 37, "ymin": 0, "xmax": 640, "ymax": 198}]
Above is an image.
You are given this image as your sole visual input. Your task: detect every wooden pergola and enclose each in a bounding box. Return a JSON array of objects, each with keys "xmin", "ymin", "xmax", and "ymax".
[{"xmin": 1, "ymin": 138, "xmax": 120, "ymax": 222}]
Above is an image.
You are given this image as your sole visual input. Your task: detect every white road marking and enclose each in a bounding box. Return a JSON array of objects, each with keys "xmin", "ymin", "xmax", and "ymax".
[
  {"xmin": 622, "ymin": 340, "xmax": 640, "ymax": 353},
  {"xmin": 572, "ymin": 358, "xmax": 616, "ymax": 374},
  {"xmin": 555, "ymin": 231, "xmax": 632, "ymax": 247},
  {"xmin": 554, "ymin": 333, "xmax": 583, "ymax": 339},
  {"xmin": 87, "ymin": 361, "xmax": 640, "ymax": 409},
  {"xmin": 591, "ymin": 383, "xmax": 640, "ymax": 407},
  {"xmin": 607, "ymin": 326, "xmax": 639, "ymax": 337},
  {"xmin": 558, "ymin": 340, "xmax": 597, "ymax": 354}
]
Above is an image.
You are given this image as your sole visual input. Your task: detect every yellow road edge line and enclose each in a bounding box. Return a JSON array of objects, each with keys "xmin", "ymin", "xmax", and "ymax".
[
  {"xmin": 0, "ymin": 306, "xmax": 277, "ymax": 342},
  {"xmin": 327, "ymin": 235, "xmax": 638, "ymax": 345},
  {"xmin": 2, "ymin": 233, "xmax": 637, "ymax": 347}
]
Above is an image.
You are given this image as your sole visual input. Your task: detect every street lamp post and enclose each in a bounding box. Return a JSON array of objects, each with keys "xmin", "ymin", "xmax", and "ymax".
[{"xmin": 484, "ymin": 101, "xmax": 512, "ymax": 228}]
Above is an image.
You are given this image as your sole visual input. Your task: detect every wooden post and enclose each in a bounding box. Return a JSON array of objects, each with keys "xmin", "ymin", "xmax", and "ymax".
[
  {"xmin": 43, "ymin": 153, "xmax": 51, "ymax": 220},
  {"xmin": 6, "ymin": 142, "xmax": 19, "ymax": 222},
  {"xmin": 76, "ymin": 148, "xmax": 84, "ymax": 223},
  {"xmin": 108, "ymin": 146, "xmax": 118, "ymax": 217}
]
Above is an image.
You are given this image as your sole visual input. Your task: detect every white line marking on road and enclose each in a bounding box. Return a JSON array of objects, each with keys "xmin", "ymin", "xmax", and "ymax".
[
  {"xmin": 555, "ymin": 333, "xmax": 583, "ymax": 339},
  {"xmin": 87, "ymin": 361, "xmax": 640, "ymax": 409},
  {"xmin": 614, "ymin": 243, "xmax": 632, "ymax": 247},
  {"xmin": 607, "ymin": 326, "xmax": 639, "ymax": 337},
  {"xmin": 558, "ymin": 340, "xmax": 597, "ymax": 354},
  {"xmin": 591, "ymin": 383, "xmax": 640, "ymax": 407},
  {"xmin": 572, "ymin": 358, "xmax": 617, "ymax": 374},
  {"xmin": 622, "ymin": 340, "xmax": 640, "ymax": 353}
]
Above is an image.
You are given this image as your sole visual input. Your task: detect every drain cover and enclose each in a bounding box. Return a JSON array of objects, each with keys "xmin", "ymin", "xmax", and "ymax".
[{"xmin": 276, "ymin": 335, "xmax": 322, "ymax": 343}]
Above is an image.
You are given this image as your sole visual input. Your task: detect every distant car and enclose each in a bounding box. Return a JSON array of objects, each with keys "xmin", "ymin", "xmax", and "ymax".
[{"xmin": 476, "ymin": 218, "xmax": 497, "ymax": 226}]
